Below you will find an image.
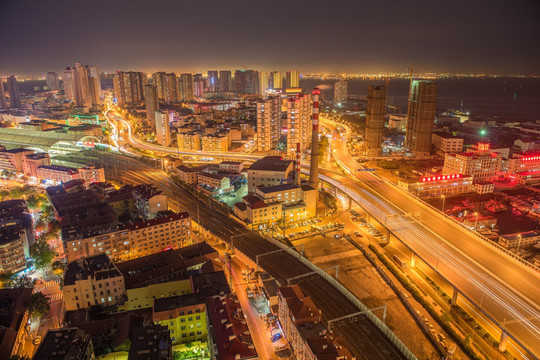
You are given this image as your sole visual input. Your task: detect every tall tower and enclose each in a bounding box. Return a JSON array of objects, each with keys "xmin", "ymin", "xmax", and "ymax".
[
  {"xmin": 219, "ymin": 71, "xmax": 232, "ymax": 93},
  {"xmin": 0, "ymin": 78, "xmax": 8, "ymax": 109},
  {"xmin": 155, "ymin": 110, "xmax": 171, "ymax": 146},
  {"xmin": 308, "ymin": 88, "xmax": 320, "ymax": 189},
  {"xmin": 365, "ymin": 85, "xmax": 386, "ymax": 157},
  {"xmin": 179, "ymin": 74, "xmax": 194, "ymax": 101},
  {"xmin": 286, "ymin": 71, "xmax": 300, "ymax": 88},
  {"xmin": 333, "ymin": 81, "xmax": 347, "ymax": 105},
  {"xmin": 405, "ymin": 80, "xmax": 438, "ymax": 155},
  {"xmin": 46, "ymin": 72, "xmax": 61, "ymax": 91},
  {"xmin": 163, "ymin": 73, "xmax": 178, "ymax": 103},
  {"xmin": 270, "ymin": 71, "xmax": 283, "ymax": 90},
  {"xmin": 152, "ymin": 72, "xmax": 166, "ymax": 99},
  {"xmin": 6, "ymin": 75, "xmax": 21, "ymax": 108},
  {"xmin": 144, "ymin": 84, "xmax": 159, "ymax": 128},
  {"xmin": 207, "ymin": 71, "xmax": 219, "ymax": 92},
  {"xmin": 286, "ymin": 92, "xmax": 312, "ymax": 155},
  {"xmin": 86, "ymin": 65, "xmax": 101, "ymax": 106},
  {"xmin": 256, "ymin": 96, "xmax": 281, "ymax": 151},
  {"xmin": 193, "ymin": 74, "xmax": 204, "ymax": 98},
  {"xmin": 259, "ymin": 71, "xmax": 270, "ymax": 96}
]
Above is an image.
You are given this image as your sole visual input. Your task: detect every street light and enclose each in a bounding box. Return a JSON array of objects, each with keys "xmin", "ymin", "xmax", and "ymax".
[
  {"xmin": 473, "ymin": 212, "xmax": 479, "ymax": 229},
  {"xmin": 516, "ymin": 234, "xmax": 522, "ymax": 255},
  {"xmin": 441, "ymin": 195, "xmax": 446, "ymax": 212}
]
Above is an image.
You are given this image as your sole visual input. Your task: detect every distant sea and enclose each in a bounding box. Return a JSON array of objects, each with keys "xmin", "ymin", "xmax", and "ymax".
[{"xmin": 300, "ymin": 78, "xmax": 540, "ymax": 122}]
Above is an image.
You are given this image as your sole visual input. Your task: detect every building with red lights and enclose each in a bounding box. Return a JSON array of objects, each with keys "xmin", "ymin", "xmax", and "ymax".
[
  {"xmin": 398, "ymin": 174, "xmax": 474, "ymax": 198},
  {"xmin": 443, "ymin": 150, "xmax": 502, "ymax": 183}
]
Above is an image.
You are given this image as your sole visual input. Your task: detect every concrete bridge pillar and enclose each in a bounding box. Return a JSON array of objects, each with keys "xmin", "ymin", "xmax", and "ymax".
[
  {"xmin": 498, "ymin": 331, "xmax": 509, "ymax": 352},
  {"xmin": 347, "ymin": 196, "xmax": 352, "ymax": 210},
  {"xmin": 451, "ymin": 287, "xmax": 459, "ymax": 305},
  {"xmin": 410, "ymin": 253, "xmax": 416, "ymax": 268}
]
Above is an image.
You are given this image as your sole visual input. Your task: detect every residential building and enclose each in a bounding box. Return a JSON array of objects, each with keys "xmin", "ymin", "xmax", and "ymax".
[
  {"xmin": 270, "ymin": 71, "xmax": 283, "ymax": 90},
  {"xmin": 218, "ymin": 71, "xmax": 232, "ymax": 93},
  {"xmin": 256, "ymin": 183, "xmax": 316, "ymax": 217},
  {"xmin": 499, "ymin": 231, "xmax": 540, "ymax": 249},
  {"xmin": 37, "ymin": 165, "xmax": 80, "ymax": 183},
  {"xmin": 32, "ymin": 327, "xmax": 94, "ymax": 360},
  {"xmin": 194, "ymin": 73, "xmax": 205, "ymax": 98},
  {"xmin": 286, "ymin": 70, "xmax": 300, "ymax": 88},
  {"xmin": 144, "ymin": 84, "xmax": 159, "ymax": 128},
  {"xmin": 201, "ymin": 133, "xmax": 229, "ymax": 152},
  {"xmin": 443, "ymin": 150, "xmax": 503, "ymax": 183},
  {"xmin": 207, "ymin": 71, "xmax": 219, "ymax": 93},
  {"xmin": 247, "ymin": 156, "xmax": 294, "ymax": 192},
  {"xmin": 155, "ymin": 110, "xmax": 171, "ymax": 146},
  {"xmin": 278, "ymin": 285, "xmax": 337, "ymax": 360},
  {"xmin": 259, "ymin": 71, "xmax": 270, "ymax": 95},
  {"xmin": 178, "ymin": 131, "xmax": 202, "ymax": 151},
  {"xmin": 207, "ymin": 293, "xmax": 257, "ymax": 360},
  {"xmin": 365, "ymin": 85, "xmax": 386, "ymax": 157},
  {"xmin": 78, "ymin": 165, "xmax": 105, "ymax": 184},
  {"xmin": 176, "ymin": 165, "xmax": 199, "ymax": 185},
  {"xmin": 6, "ymin": 75, "xmax": 21, "ymax": 108},
  {"xmin": 22, "ymin": 152, "xmax": 51, "ymax": 177},
  {"xmin": 198, "ymin": 172, "xmax": 231, "ymax": 192},
  {"xmin": 286, "ymin": 92, "xmax": 312, "ymax": 155},
  {"xmin": 475, "ymin": 182, "xmax": 495, "ymax": 194},
  {"xmin": 163, "ymin": 73, "xmax": 178, "ymax": 103},
  {"xmin": 333, "ymin": 80, "xmax": 347, "ymax": 105},
  {"xmin": 113, "ymin": 71, "xmax": 145, "ymax": 106},
  {"xmin": 86, "ymin": 65, "xmax": 101, "ymax": 106},
  {"xmin": 405, "ymin": 80, "xmax": 438, "ymax": 155},
  {"xmin": 0, "ymin": 288, "xmax": 32, "ymax": 359},
  {"xmin": 63, "ymin": 63, "xmax": 100, "ymax": 108},
  {"xmin": 234, "ymin": 70, "xmax": 259, "ymax": 95},
  {"xmin": 46, "ymin": 72, "xmax": 61, "ymax": 91},
  {"xmin": 0, "ymin": 226, "xmax": 28, "ymax": 273},
  {"xmin": 179, "ymin": 73, "xmax": 194, "ymax": 101},
  {"xmin": 219, "ymin": 161, "xmax": 243, "ymax": 174},
  {"xmin": 133, "ymin": 184, "xmax": 168, "ymax": 219},
  {"xmin": 257, "ymin": 96, "xmax": 281, "ymax": 151},
  {"xmin": 128, "ymin": 324, "xmax": 171, "ymax": 360},
  {"xmin": 0, "ymin": 148, "xmax": 34, "ymax": 172},
  {"xmin": 0, "ymin": 78, "xmax": 8, "ymax": 108},
  {"xmin": 398, "ymin": 174, "xmax": 474, "ymax": 198},
  {"xmin": 432, "ymin": 133, "xmax": 464, "ymax": 154},
  {"xmin": 63, "ymin": 254, "xmax": 125, "ymax": 311}
]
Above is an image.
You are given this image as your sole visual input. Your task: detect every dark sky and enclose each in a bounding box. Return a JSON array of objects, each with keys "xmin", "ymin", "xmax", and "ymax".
[{"xmin": 1, "ymin": 0, "xmax": 539, "ymax": 76}]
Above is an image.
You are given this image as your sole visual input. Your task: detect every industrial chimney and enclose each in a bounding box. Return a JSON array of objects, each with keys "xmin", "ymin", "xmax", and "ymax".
[{"xmin": 308, "ymin": 88, "xmax": 320, "ymax": 188}]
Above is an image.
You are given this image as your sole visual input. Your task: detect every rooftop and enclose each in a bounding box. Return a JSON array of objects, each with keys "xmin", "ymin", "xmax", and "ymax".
[
  {"xmin": 125, "ymin": 211, "xmax": 190, "ymax": 232},
  {"xmin": 64, "ymin": 253, "xmax": 122, "ymax": 286},
  {"xmin": 433, "ymin": 132, "xmax": 461, "ymax": 139},
  {"xmin": 38, "ymin": 164, "xmax": 78, "ymax": 174},
  {"xmin": 133, "ymin": 184, "xmax": 162, "ymax": 201},
  {"xmin": 33, "ymin": 328, "xmax": 92, "ymax": 360},
  {"xmin": 257, "ymin": 183, "xmax": 299, "ymax": 194},
  {"xmin": 249, "ymin": 156, "xmax": 293, "ymax": 172},
  {"xmin": 128, "ymin": 324, "xmax": 172, "ymax": 360}
]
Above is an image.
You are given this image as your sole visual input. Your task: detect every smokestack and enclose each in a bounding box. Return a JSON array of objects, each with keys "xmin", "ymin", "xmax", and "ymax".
[
  {"xmin": 296, "ymin": 143, "xmax": 301, "ymax": 186},
  {"xmin": 309, "ymin": 88, "xmax": 320, "ymax": 188}
]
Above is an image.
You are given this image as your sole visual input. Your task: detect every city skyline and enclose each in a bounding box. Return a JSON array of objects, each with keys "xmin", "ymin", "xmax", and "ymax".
[{"xmin": 1, "ymin": 0, "xmax": 539, "ymax": 75}]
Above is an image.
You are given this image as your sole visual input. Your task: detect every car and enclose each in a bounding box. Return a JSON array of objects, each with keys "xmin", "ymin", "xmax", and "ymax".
[
  {"xmin": 271, "ymin": 333, "xmax": 282, "ymax": 342},
  {"xmin": 334, "ymin": 234, "xmax": 341, "ymax": 239},
  {"xmin": 33, "ymin": 336, "xmax": 42, "ymax": 345},
  {"xmin": 274, "ymin": 344, "xmax": 288, "ymax": 352},
  {"xmin": 354, "ymin": 231, "xmax": 363, "ymax": 237}
]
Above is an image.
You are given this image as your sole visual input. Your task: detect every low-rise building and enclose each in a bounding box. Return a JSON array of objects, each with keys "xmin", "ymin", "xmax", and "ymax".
[
  {"xmin": 176, "ymin": 165, "xmax": 199, "ymax": 185},
  {"xmin": 22, "ymin": 153, "xmax": 51, "ymax": 178},
  {"xmin": 0, "ymin": 226, "xmax": 28, "ymax": 274},
  {"xmin": 514, "ymin": 171, "xmax": 540, "ymax": 185},
  {"xmin": 0, "ymin": 288, "xmax": 32, "ymax": 359},
  {"xmin": 207, "ymin": 293, "xmax": 257, "ymax": 360},
  {"xmin": 397, "ymin": 174, "xmax": 474, "ymax": 198},
  {"xmin": 37, "ymin": 165, "xmax": 80, "ymax": 183},
  {"xmin": 178, "ymin": 132, "xmax": 202, "ymax": 151},
  {"xmin": 247, "ymin": 156, "xmax": 294, "ymax": 193},
  {"xmin": 499, "ymin": 231, "xmax": 540, "ymax": 248},
  {"xmin": 443, "ymin": 148, "xmax": 503, "ymax": 183},
  {"xmin": 219, "ymin": 161, "xmax": 243, "ymax": 174},
  {"xmin": 432, "ymin": 132, "xmax": 464, "ymax": 154},
  {"xmin": 0, "ymin": 148, "xmax": 34, "ymax": 172},
  {"xmin": 475, "ymin": 182, "xmax": 495, "ymax": 194},
  {"xmin": 202, "ymin": 133, "xmax": 229, "ymax": 152},
  {"xmin": 133, "ymin": 184, "xmax": 168, "ymax": 219},
  {"xmin": 462, "ymin": 215, "xmax": 497, "ymax": 230},
  {"xmin": 63, "ymin": 254, "xmax": 126, "ymax": 311},
  {"xmin": 128, "ymin": 324, "xmax": 172, "ymax": 360},
  {"xmin": 198, "ymin": 172, "xmax": 231, "ymax": 192},
  {"xmin": 77, "ymin": 165, "xmax": 105, "ymax": 185},
  {"xmin": 32, "ymin": 327, "xmax": 94, "ymax": 360}
]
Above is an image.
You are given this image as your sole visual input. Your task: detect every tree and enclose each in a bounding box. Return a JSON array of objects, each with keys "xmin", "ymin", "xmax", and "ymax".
[
  {"xmin": 10, "ymin": 355, "xmax": 31, "ymax": 360},
  {"xmin": 27, "ymin": 292, "xmax": 50, "ymax": 318},
  {"xmin": 30, "ymin": 241, "xmax": 56, "ymax": 270}
]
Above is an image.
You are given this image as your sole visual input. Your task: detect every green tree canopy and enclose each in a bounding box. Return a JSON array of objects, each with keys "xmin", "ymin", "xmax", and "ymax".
[
  {"xmin": 30, "ymin": 241, "xmax": 56, "ymax": 270},
  {"xmin": 27, "ymin": 292, "xmax": 50, "ymax": 318}
]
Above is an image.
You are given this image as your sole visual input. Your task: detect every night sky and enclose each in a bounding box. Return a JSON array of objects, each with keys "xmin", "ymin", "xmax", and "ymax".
[{"xmin": 1, "ymin": 0, "xmax": 539, "ymax": 75}]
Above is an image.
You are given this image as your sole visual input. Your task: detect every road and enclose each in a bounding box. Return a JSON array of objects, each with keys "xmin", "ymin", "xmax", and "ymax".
[{"xmin": 322, "ymin": 118, "xmax": 540, "ymax": 358}]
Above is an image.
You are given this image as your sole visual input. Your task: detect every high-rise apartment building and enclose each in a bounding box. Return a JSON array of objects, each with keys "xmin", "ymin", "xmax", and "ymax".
[
  {"xmin": 365, "ymin": 85, "xmax": 386, "ymax": 157},
  {"xmin": 405, "ymin": 80, "xmax": 438, "ymax": 155},
  {"xmin": 144, "ymin": 84, "xmax": 159, "ymax": 128},
  {"xmin": 0, "ymin": 79, "xmax": 7, "ymax": 109},
  {"xmin": 219, "ymin": 71, "xmax": 232, "ymax": 93},
  {"xmin": 163, "ymin": 73, "xmax": 178, "ymax": 103},
  {"xmin": 155, "ymin": 110, "xmax": 171, "ymax": 146},
  {"xmin": 286, "ymin": 93, "xmax": 312, "ymax": 155},
  {"xmin": 6, "ymin": 76, "xmax": 21, "ymax": 108},
  {"xmin": 179, "ymin": 73, "xmax": 194, "ymax": 101},
  {"xmin": 234, "ymin": 70, "xmax": 259, "ymax": 95},
  {"xmin": 193, "ymin": 73, "xmax": 204, "ymax": 98},
  {"xmin": 270, "ymin": 71, "xmax": 283, "ymax": 90},
  {"xmin": 63, "ymin": 63, "xmax": 101, "ymax": 107},
  {"xmin": 285, "ymin": 71, "xmax": 300, "ymax": 88},
  {"xmin": 113, "ymin": 71, "xmax": 145, "ymax": 106},
  {"xmin": 46, "ymin": 72, "xmax": 61, "ymax": 91},
  {"xmin": 333, "ymin": 80, "xmax": 347, "ymax": 105},
  {"xmin": 256, "ymin": 96, "xmax": 281, "ymax": 151},
  {"xmin": 207, "ymin": 71, "xmax": 219, "ymax": 92},
  {"xmin": 152, "ymin": 72, "xmax": 166, "ymax": 99},
  {"xmin": 259, "ymin": 71, "xmax": 270, "ymax": 96}
]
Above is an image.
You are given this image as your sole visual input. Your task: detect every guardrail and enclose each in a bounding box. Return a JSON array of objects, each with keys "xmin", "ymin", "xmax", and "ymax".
[{"xmin": 264, "ymin": 235, "xmax": 418, "ymax": 360}]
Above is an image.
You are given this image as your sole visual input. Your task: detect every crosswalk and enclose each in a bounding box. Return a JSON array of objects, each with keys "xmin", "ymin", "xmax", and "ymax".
[
  {"xmin": 48, "ymin": 293, "xmax": 63, "ymax": 302},
  {"xmin": 42, "ymin": 279, "xmax": 61, "ymax": 288}
]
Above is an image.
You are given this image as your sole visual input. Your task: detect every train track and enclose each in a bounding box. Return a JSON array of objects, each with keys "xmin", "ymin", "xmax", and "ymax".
[{"xmin": 99, "ymin": 154, "xmax": 410, "ymax": 359}]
